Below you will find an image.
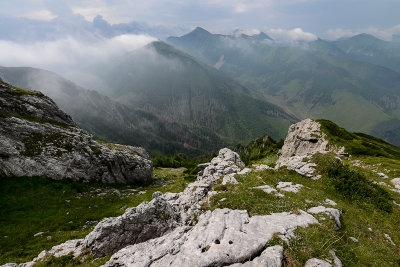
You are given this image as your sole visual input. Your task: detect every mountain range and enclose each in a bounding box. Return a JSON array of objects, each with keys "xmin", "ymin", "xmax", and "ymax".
[
  {"xmin": 168, "ymin": 28, "xmax": 400, "ymax": 146},
  {"xmin": 0, "ymin": 41, "xmax": 296, "ymax": 155}
]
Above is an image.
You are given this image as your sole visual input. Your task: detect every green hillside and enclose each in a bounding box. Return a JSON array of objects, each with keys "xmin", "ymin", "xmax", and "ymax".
[
  {"xmin": 0, "ymin": 67, "xmax": 225, "ymax": 156},
  {"xmin": 167, "ymin": 28, "xmax": 400, "ymax": 145},
  {"xmin": 87, "ymin": 41, "xmax": 296, "ymax": 148},
  {"xmin": 310, "ymin": 34, "xmax": 400, "ymax": 73}
]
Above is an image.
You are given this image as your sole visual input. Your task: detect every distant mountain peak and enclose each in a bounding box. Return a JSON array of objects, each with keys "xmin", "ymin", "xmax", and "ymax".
[{"xmin": 349, "ymin": 33, "xmax": 383, "ymax": 42}]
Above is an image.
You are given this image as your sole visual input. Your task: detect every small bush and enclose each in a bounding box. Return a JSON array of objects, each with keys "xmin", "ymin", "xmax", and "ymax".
[
  {"xmin": 327, "ymin": 164, "xmax": 392, "ymax": 212},
  {"xmin": 90, "ymin": 146, "xmax": 102, "ymax": 156}
]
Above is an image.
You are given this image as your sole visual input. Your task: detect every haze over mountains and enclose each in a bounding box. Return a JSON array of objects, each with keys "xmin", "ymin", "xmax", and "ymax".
[
  {"xmin": 168, "ymin": 27, "xmax": 400, "ymax": 146},
  {"xmin": 1, "ymin": 25, "xmax": 400, "ymax": 154}
]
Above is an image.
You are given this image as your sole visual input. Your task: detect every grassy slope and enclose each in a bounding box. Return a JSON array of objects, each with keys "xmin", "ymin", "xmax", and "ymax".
[
  {"xmin": 0, "ymin": 169, "xmax": 196, "ymax": 265},
  {"xmin": 168, "ymin": 30, "xmax": 400, "ymax": 146}
]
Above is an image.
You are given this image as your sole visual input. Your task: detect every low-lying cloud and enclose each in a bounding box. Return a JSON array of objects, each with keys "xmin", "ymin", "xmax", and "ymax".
[
  {"xmin": 0, "ymin": 34, "xmax": 156, "ymax": 74},
  {"xmin": 265, "ymin": 27, "xmax": 318, "ymax": 42}
]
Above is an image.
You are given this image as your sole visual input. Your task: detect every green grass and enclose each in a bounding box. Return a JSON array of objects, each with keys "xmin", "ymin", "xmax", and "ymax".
[
  {"xmin": 208, "ymin": 164, "xmax": 400, "ymax": 266},
  {"xmin": 318, "ymin": 119, "xmax": 400, "ymax": 158},
  {"xmin": 21, "ymin": 133, "xmax": 74, "ymax": 157},
  {"xmin": 0, "ymin": 169, "xmax": 191, "ymax": 265},
  {"xmin": 1, "ymin": 81, "xmax": 44, "ymax": 97}
]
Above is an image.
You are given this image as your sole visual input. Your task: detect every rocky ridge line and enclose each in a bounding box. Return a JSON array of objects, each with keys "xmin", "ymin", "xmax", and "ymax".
[{"xmin": 0, "ymin": 81, "xmax": 152, "ymax": 184}]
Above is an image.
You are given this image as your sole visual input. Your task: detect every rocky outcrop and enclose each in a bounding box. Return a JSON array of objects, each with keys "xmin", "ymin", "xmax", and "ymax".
[
  {"xmin": 104, "ymin": 208, "xmax": 317, "ymax": 266},
  {"xmin": 84, "ymin": 192, "xmax": 180, "ymax": 257},
  {"xmin": 308, "ymin": 206, "xmax": 342, "ymax": 230},
  {"xmin": 0, "ymin": 81, "xmax": 152, "ymax": 184},
  {"xmin": 276, "ymin": 119, "xmax": 344, "ymax": 178},
  {"xmin": 165, "ymin": 148, "xmax": 246, "ymax": 225}
]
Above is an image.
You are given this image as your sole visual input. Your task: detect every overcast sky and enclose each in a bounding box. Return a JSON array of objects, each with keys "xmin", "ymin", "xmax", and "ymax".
[{"xmin": 1, "ymin": 0, "xmax": 400, "ymax": 40}]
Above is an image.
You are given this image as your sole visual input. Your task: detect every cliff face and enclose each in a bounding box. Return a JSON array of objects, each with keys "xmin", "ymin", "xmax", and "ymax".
[{"xmin": 0, "ymin": 81, "xmax": 153, "ymax": 184}]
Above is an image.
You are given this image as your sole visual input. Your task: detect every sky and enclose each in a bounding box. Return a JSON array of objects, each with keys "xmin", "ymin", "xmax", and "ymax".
[
  {"xmin": 0, "ymin": 0, "xmax": 400, "ymax": 40},
  {"xmin": 0, "ymin": 0, "xmax": 399, "ymax": 82}
]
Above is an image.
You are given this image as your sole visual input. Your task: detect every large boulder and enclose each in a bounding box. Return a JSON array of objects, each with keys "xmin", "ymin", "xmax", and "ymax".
[
  {"xmin": 104, "ymin": 208, "xmax": 318, "ymax": 266},
  {"xmin": 276, "ymin": 119, "xmax": 343, "ymax": 178},
  {"xmin": 84, "ymin": 192, "xmax": 180, "ymax": 257},
  {"xmin": 0, "ymin": 81, "xmax": 152, "ymax": 184}
]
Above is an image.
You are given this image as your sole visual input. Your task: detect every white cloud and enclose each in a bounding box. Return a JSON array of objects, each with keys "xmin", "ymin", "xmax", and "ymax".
[
  {"xmin": 265, "ymin": 27, "xmax": 318, "ymax": 42},
  {"xmin": 0, "ymin": 34, "xmax": 156, "ymax": 73},
  {"xmin": 20, "ymin": 9, "xmax": 56, "ymax": 21}
]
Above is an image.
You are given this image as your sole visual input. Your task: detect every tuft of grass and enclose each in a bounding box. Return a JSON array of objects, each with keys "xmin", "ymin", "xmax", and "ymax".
[
  {"xmin": 21, "ymin": 133, "xmax": 75, "ymax": 157},
  {"xmin": 233, "ymin": 134, "xmax": 279, "ymax": 165},
  {"xmin": 1, "ymin": 81, "xmax": 44, "ymax": 97},
  {"xmin": 89, "ymin": 146, "xmax": 102, "ymax": 156}
]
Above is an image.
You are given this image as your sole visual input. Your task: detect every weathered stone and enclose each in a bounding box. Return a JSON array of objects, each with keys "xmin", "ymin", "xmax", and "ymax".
[
  {"xmin": 253, "ymin": 164, "xmax": 273, "ymax": 172},
  {"xmin": 0, "ymin": 82, "xmax": 153, "ymax": 184},
  {"xmin": 308, "ymin": 206, "xmax": 342, "ymax": 230},
  {"xmin": 324, "ymin": 199, "xmax": 337, "ymax": 206},
  {"xmin": 276, "ymin": 182, "xmax": 303, "ymax": 193},
  {"xmin": 84, "ymin": 193, "xmax": 180, "ymax": 257},
  {"xmin": 222, "ymin": 173, "xmax": 239, "ymax": 185},
  {"xmin": 104, "ymin": 209, "xmax": 318, "ymax": 267},
  {"xmin": 329, "ymin": 250, "xmax": 342, "ymax": 267},
  {"xmin": 304, "ymin": 258, "xmax": 332, "ymax": 267},
  {"xmin": 228, "ymin": 245, "xmax": 284, "ymax": 266},
  {"xmin": 276, "ymin": 119, "xmax": 344, "ymax": 178},
  {"xmin": 377, "ymin": 172, "xmax": 389, "ymax": 179}
]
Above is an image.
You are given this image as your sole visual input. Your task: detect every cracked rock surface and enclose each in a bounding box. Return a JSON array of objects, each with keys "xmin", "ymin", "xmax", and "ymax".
[
  {"xmin": 276, "ymin": 119, "xmax": 344, "ymax": 178},
  {"xmin": 0, "ymin": 82, "xmax": 153, "ymax": 184},
  {"xmin": 84, "ymin": 193, "xmax": 180, "ymax": 257},
  {"xmin": 103, "ymin": 208, "xmax": 318, "ymax": 267}
]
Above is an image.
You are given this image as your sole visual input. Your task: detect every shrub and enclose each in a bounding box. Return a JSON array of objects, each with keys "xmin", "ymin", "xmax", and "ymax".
[{"xmin": 327, "ymin": 164, "xmax": 392, "ymax": 212}]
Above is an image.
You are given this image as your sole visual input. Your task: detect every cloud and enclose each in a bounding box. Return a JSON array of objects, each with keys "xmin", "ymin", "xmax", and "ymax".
[
  {"xmin": 0, "ymin": 34, "xmax": 156, "ymax": 73},
  {"xmin": 265, "ymin": 27, "xmax": 318, "ymax": 42},
  {"xmin": 21, "ymin": 9, "xmax": 56, "ymax": 21}
]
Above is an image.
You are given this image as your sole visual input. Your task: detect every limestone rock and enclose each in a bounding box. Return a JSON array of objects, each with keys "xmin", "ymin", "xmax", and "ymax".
[
  {"xmin": 276, "ymin": 182, "xmax": 303, "ymax": 193},
  {"xmin": 377, "ymin": 172, "xmax": 389, "ymax": 179},
  {"xmin": 276, "ymin": 119, "xmax": 344, "ymax": 178},
  {"xmin": 253, "ymin": 185, "xmax": 284, "ymax": 198},
  {"xmin": 0, "ymin": 81, "xmax": 152, "ymax": 184},
  {"xmin": 308, "ymin": 206, "xmax": 342, "ymax": 230},
  {"xmin": 168, "ymin": 148, "xmax": 246, "ymax": 225},
  {"xmin": 84, "ymin": 193, "xmax": 180, "ymax": 257},
  {"xmin": 305, "ymin": 258, "xmax": 332, "ymax": 267},
  {"xmin": 237, "ymin": 168, "xmax": 252, "ymax": 175},
  {"xmin": 228, "ymin": 245, "xmax": 284, "ymax": 266},
  {"xmin": 222, "ymin": 173, "xmax": 239, "ymax": 185},
  {"xmin": 253, "ymin": 164, "xmax": 273, "ymax": 172},
  {"xmin": 324, "ymin": 199, "xmax": 337, "ymax": 206},
  {"xmin": 104, "ymin": 208, "xmax": 318, "ymax": 266},
  {"xmin": 329, "ymin": 250, "xmax": 342, "ymax": 267},
  {"xmin": 391, "ymin": 178, "xmax": 400, "ymax": 189}
]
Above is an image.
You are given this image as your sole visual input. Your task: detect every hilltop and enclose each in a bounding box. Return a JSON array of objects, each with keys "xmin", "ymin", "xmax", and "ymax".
[{"xmin": 2, "ymin": 115, "xmax": 399, "ymax": 266}]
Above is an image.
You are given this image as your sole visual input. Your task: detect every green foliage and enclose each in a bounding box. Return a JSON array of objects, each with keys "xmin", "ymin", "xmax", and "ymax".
[
  {"xmin": 21, "ymin": 133, "xmax": 74, "ymax": 157},
  {"xmin": 153, "ymin": 153, "xmax": 213, "ymax": 179},
  {"xmin": 1, "ymin": 81, "xmax": 44, "ymax": 97},
  {"xmin": 0, "ymin": 112, "xmax": 9, "ymax": 118},
  {"xmin": 0, "ymin": 170, "xmax": 192, "ymax": 264},
  {"xmin": 209, "ymin": 164, "xmax": 400, "ymax": 265},
  {"xmin": 89, "ymin": 146, "xmax": 102, "ymax": 156},
  {"xmin": 233, "ymin": 134, "xmax": 278, "ymax": 165},
  {"xmin": 21, "ymin": 133, "xmax": 44, "ymax": 157},
  {"xmin": 16, "ymin": 115, "xmax": 70, "ymax": 128},
  {"xmin": 327, "ymin": 164, "xmax": 393, "ymax": 212},
  {"xmin": 318, "ymin": 119, "xmax": 400, "ymax": 159}
]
